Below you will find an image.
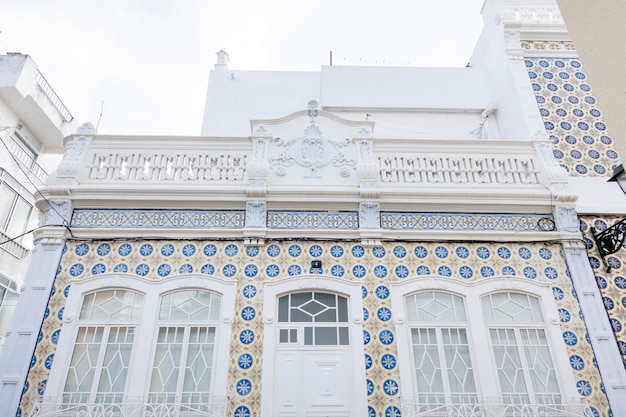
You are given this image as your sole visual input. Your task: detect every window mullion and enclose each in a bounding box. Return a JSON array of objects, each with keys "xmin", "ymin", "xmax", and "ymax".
[
  {"xmin": 176, "ymin": 325, "xmax": 191, "ymax": 403},
  {"xmin": 91, "ymin": 325, "xmax": 111, "ymax": 402},
  {"xmin": 514, "ymin": 327, "xmax": 536, "ymax": 404},
  {"xmin": 435, "ymin": 327, "xmax": 452, "ymax": 404}
]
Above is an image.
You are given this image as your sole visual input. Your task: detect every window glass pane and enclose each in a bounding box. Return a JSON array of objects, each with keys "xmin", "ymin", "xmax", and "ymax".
[
  {"xmin": 80, "ymin": 290, "xmax": 143, "ymax": 321},
  {"xmin": 304, "ymin": 327, "xmax": 313, "ymax": 345},
  {"xmin": 64, "ymin": 327, "xmax": 104, "ymax": 399},
  {"xmin": 5, "ymin": 196, "xmax": 31, "ymax": 236},
  {"xmin": 408, "ymin": 292, "xmax": 466, "ymax": 322},
  {"xmin": 0, "ymin": 185, "xmax": 16, "ymax": 230},
  {"xmin": 520, "ymin": 329, "xmax": 559, "ymax": 396},
  {"xmin": 97, "ymin": 327, "xmax": 134, "ymax": 394},
  {"xmin": 290, "ymin": 328, "xmax": 297, "ymax": 342},
  {"xmin": 183, "ymin": 327, "xmax": 215, "ymax": 396},
  {"xmin": 490, "ymin": 328, "xmax": 528, "ymax": 398},
  {"xmin": 443, "ymin": 329, "xmax": 476, "ymax": 394},
  {"xmin": 412, "ymin": 328, "xmax": 444, "ymax": 393},
  {"xmin": 160, "ymin": 290, "xmax": 220, "ymax": 321},
  {"xmin": 483, "ymin": 292, "xmax": 543, "ymax": 324}
]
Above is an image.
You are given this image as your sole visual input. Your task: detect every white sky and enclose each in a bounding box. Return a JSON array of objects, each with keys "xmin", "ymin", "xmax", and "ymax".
[{"xmin": 0, "ymin": 1, "xmax": 485, "ymax": 136}]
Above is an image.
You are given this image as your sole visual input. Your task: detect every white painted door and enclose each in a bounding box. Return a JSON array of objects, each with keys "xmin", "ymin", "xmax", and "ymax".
[{"xmin": 274, "ymin": 292, "xmax": 354, "ymax": 417}]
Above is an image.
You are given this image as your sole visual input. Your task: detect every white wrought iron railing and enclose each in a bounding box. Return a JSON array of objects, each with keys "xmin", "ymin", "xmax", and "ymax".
[
  {"xmin": 8, "ymin": 136, "xmax": 49, "ymax": 186},
  {"xmin": 35, "ymin": 71, "xmax": 74, "ymax": 123},
  {"xmin": 400, "ymin": 397, "xmax": 593, "ymax": 417},
  {"xmin": 28, "ymin": 398, "xmax": 227, "ymax": 417}
]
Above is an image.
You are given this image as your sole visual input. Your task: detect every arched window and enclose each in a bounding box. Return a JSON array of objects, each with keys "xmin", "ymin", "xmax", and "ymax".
[
  {"xmin": 63, "ymin": 289, "xmax": 144, "ymax": 404},
  {"xmin": 405, "ymin": 291, "xmax": 477, "ymax": 407},
  {"xmin": 482, "ymin": 292, "xmax": 560, "ymax": 404},
  {"xmin": 148, "ymin": 289, "xmax": 222, "ymax": 405}
]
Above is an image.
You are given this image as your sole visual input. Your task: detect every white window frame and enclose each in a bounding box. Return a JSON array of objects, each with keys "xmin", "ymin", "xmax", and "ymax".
[
  {"xmin": 0, "ymin": 169, "xmax": 34, "ymax": 239},
  {"xmin": 261, "ymin": 275, "xmax": 367, "ymax": 417},
  {"xmin": 46, "ymin": 273, "xmax": 236, "ymax": 404},
  {"xmin": 390, "ymin": 276, "xmax": 578, "ymax": 408}
]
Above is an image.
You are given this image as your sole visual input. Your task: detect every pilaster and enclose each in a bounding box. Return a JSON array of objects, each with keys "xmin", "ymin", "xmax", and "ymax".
[
  {"xmin": 0, "ymin": 227, "xmax": 67, "ymax": 417},
  {"xmin": 562, "ymin": 240, "xmax": 626, "ymax": 414}
]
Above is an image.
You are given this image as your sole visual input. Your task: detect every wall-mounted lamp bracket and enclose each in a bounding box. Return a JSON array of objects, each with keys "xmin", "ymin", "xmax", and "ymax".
[{"xmin": 590, "ymin": 217, "xmax": 626, "ymax": 272}]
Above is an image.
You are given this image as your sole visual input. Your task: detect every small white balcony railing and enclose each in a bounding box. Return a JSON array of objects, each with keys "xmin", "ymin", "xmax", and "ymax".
[
  {"xmin": 400, "ymin": 397, "xmax": 593, "ymax": 417},
  {"xmin": 28, "ymin": 398, "xmax": 227, "ymax": 417}
]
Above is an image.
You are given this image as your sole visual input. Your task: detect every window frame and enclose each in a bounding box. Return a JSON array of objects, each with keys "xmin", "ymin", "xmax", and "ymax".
[
  {"xmin": 390, "ymin": 276, "xmax": 577, "ymax": 408},
  {"xmin": 0, "ymin": 169, "xmax": 34, "ymax": 239},
  {"xmin": 46, "ymin": 274, "xmax": 236, "ymax": 405}
]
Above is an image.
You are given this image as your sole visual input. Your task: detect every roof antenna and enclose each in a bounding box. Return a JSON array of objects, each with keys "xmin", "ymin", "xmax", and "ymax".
[{"xmin": 96, "ymin": 100, "xmax": 104, "ymax": 130}]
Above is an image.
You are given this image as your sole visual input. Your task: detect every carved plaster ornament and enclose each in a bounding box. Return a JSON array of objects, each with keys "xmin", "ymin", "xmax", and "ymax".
[
  {"xmin": 359, "ymin": 202, "xmax": 380, "ymax": 229},
  {"xmin": 555, "ymin": 206, "xmax": 579, "ymax": 232},
  {"xmin": 245, "ymin": 201, "xmax": 266, "ymax": 228},
  {"xmin": 255, "ymin": 126, "xmax": 269, "ymax": 137},
  {"xmin": 269, "ymin": 123, "xmax": 355, "ymax": 179},
  {"xmin": 253, "ymin": 138, "xmax": 268, "ymax": 160},
  {"xmin": 43, "ymin": 200, "xmax": 71, "ymax": 226},
  {"xmin": 356, "ymin": 128, "xmax": 371, "ymax": 138},
  {"xmin": 307, "ymin": 100, "xmax": 318, "ymax": 120}
]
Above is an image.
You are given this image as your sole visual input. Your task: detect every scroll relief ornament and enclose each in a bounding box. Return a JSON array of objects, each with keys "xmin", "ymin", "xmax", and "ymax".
[{"xmin": 269, "ymin": 123, "xmax": 356, "ymax": 179}]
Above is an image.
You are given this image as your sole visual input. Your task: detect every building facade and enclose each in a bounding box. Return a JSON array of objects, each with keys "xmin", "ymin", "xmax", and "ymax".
[
  {"xmin": 1, "ymin": 1, "xmax": 625, "ymax": 417},
  {"xmin": 0, "ymin": 53, "xmax": 77, "ymax": 352}
]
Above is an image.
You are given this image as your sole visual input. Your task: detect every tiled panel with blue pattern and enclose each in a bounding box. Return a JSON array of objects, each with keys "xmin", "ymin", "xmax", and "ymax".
[
  {"xmin": 20, "ymin": 240, "xmax": 611, "ymax": 417},
  {"xmin": 525, "ymin": 58, "xmax": 621, "ymax": 177}
]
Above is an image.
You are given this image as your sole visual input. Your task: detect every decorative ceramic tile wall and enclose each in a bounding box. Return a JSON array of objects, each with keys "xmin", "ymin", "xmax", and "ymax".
[
  {"xmin": 525, "ymin": 58, "xmax": 621, "ymax": 177},
  {"xmin": 580, "ymin": 215, "xmax": 626, "ymax": 370},
  {"xmin": 380, "ymin": 213, "xmax": 554, "ymax": 231},
  {"xmin": 266, "ymin": 211, "xmax": 358, "ymax": 229},
  {"xmin": 20, "ymin": 240, "xmax": 610, "ymax": 417},
  {"xmin": 71, "ymin": 209, "xmax": 246, "ymax": 228},
  {"xmin": 521, "ymin": 41, "xmax": 575, "ymax": 53}
]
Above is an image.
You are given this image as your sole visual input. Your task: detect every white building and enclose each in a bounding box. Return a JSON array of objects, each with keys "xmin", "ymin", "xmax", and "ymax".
[
  {"xmin": 1, "ymin": 1, "xmax": 625, "ymax": 417},
  {"xmin": 0, "ymin": 53, "xmax": 77, "ymax": 351}
]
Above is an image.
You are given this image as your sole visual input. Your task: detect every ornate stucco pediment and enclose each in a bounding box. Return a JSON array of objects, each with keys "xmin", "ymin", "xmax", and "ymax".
[{"xmin": 250, "ymin": 101, "xmax": 374, "ymax": 182}]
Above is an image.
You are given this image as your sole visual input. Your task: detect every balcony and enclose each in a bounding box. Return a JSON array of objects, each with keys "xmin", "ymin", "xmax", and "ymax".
[
  {"xmin": 399, "ymin": 397, "xmax": 592, "ymax": 417},
  {"xmin": 29, "ymin": 398, "xmax": 227, "ymax": 417}
]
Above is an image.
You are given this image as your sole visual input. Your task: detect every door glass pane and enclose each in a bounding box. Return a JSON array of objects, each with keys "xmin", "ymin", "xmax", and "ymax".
[
  {"xmin": 338, "ymin": 296, "xmax": 348, "ymax": 322},
  {"xmin": 304, "ymin": 327, "xmax": 313, "ymax": 345},
  {"xmin": 278, "ymin": 296, "xmax": 289, "ymax": 322},
  {"xmin": 315, "ymin": 327, "xmax": 338, "ymax": 345},
  {"xmin": 338, "ymin": 327, "xmax": 349, "ymax": 345}
]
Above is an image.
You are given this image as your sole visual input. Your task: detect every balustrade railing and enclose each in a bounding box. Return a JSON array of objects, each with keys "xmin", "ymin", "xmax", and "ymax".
[
  {"xmin": 400, "ymin": 397, "xmax": 592, "ymax": 417},
  {"xmin": 8, "ymin": 136, "xmax": 49, "ymax": 186},
  {"xmin": 29, "ymin": 398, "xmax": 227, "ymax": 417},
  {"xmin": 35, "ymin": 71, "xmax": 74, "ymax": 122}
]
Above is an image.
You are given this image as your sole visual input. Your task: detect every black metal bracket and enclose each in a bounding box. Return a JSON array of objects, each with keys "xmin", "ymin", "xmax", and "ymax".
[{"xmin": 590, "ymin": 217, "xmax": 626, "ymax": 272}]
